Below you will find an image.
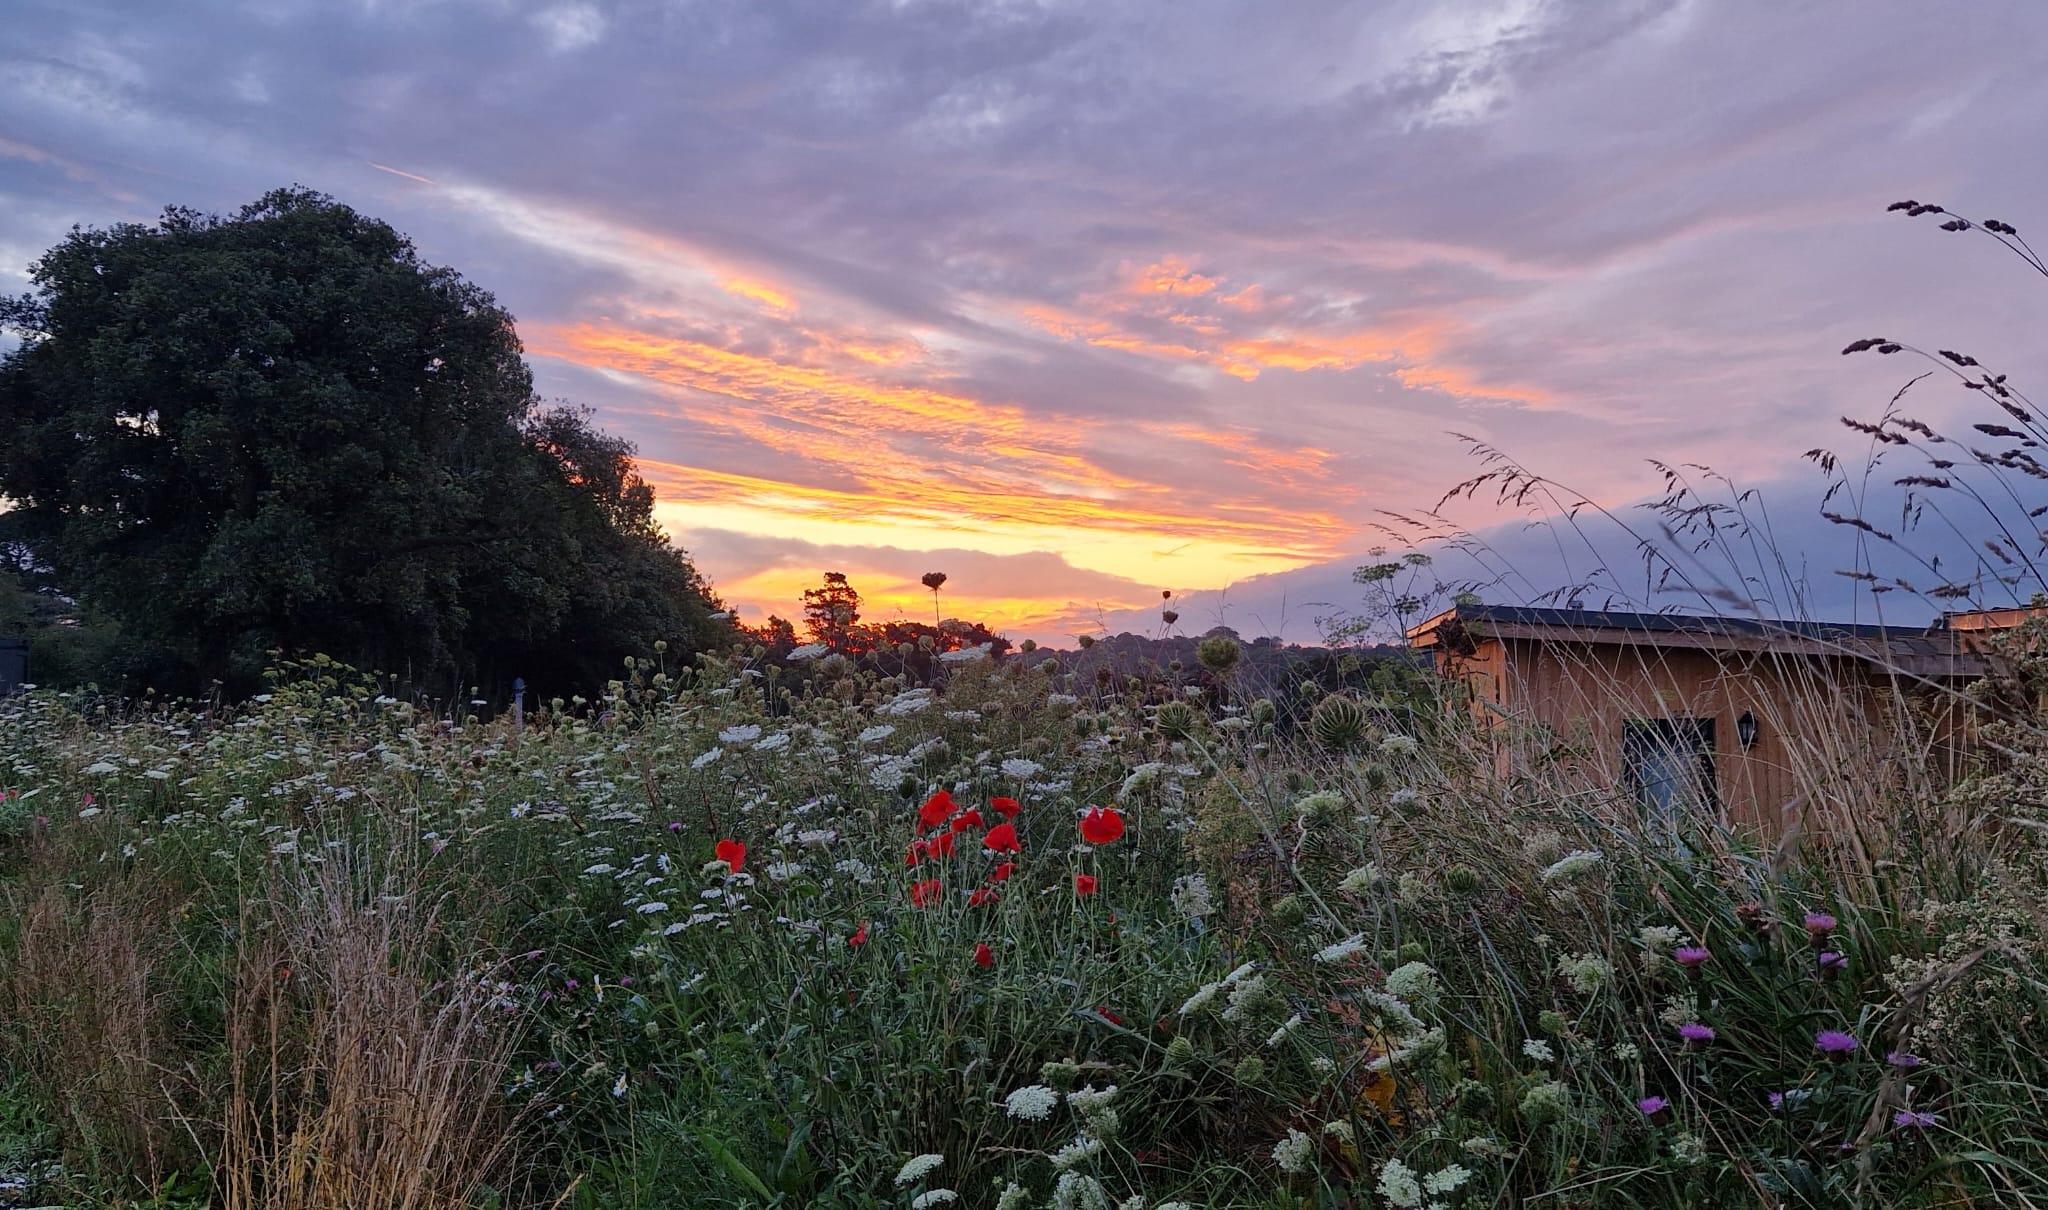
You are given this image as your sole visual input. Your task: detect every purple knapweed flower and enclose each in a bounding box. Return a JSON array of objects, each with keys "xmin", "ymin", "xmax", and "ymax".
[
  {"xmin": 1886, "ymin": 1051, "xmax": 1925, "ymax": 1068},
  {"xmin": 667, "ymin": 821, "xmax": 684, "ymax": 832},
  {"xmin": 1892, "ymin": 1110, "xmax": 1940, "ymax": 1129},
  {"xmin": 1803, "ymin": 912, "xmax": 1837, "ymax": 948},
  {"xmin": 1817, "ymin": 950, "xmax": 1848, "ymax": 980},
  {"xmin": 1678, "ymin": 1022, "xmax": 1716, "ymax": 1049},
  {"xmin": 1637, "ymin": 1095, "xmax": 1672, "ymax": 1125},
  {"xmin": 1815, "ymin": 1029, "xmax": 1858, "ymax": 1057},
  {"xmin": 1674, "ymin": 945, "xmax": 1710, "ymax": 970}
]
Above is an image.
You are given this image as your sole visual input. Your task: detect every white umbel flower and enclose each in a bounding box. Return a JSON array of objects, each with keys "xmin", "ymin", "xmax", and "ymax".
[
  {"xmin": 895, "ymin": 1154, "xmax": 945, "ymax": 1186},
  {"xmin": 1004, "ymin": 1085, "xmax": 1060, "ymax": 1121},
  {"xmin": 1540, "ymin": 849, "xmax": 1604, "ymax": 884},
  {"xmin": 1376, "ymin": 1158, "xmax": 1425, "ymax": 1208},
  {"xmin": 1272, "ymin": 1127, "xmax": 1314, "ymax": 1173},
  {"xmin": 1314, "ymin": 935, "xmax": 1369, "ymax": 963}
]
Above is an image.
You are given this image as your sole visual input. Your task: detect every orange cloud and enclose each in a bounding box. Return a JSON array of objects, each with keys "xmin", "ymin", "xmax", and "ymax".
[
  {"xmin": 527, "ymin": 317, "xmax": 1361, "ymax": 619},
  {"xmin": 1129, "ymin": 256, "xmax": 1218, "ymax": 297},
  {"xmin": 720, "ymin": 276, "xmax": 795, "ymax": 314}
]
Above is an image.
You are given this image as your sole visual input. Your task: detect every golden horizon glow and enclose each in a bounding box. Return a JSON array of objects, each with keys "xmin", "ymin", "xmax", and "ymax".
[{"xmin": 525, "ymin": 308, "xmax": 1369, "ymax": 634}]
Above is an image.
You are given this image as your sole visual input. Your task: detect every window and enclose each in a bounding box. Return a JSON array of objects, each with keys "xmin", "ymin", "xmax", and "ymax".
[{"xmin": 1623, "ymin": 717, "xmax": 1717, "ymax": 826}]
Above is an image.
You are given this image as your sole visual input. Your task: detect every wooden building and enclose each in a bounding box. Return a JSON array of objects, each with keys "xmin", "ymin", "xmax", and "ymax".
[{"xmin": 1404, "ymin": 604, "xmax": 1999, "ymax": 831}]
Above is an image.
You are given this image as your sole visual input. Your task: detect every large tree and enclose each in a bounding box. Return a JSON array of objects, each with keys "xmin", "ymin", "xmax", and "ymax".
[{"xmin": 0, "ymin": 188, "xmax": 727, "ymax": 695}]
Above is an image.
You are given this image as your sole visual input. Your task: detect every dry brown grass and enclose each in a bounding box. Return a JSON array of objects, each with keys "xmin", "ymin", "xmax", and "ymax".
[
  {"xmin": 0, "ymin": 840, "xmax": 197, "ymax": 1192},
  {"xmin": 214, "ymin": 844, "xmax": 525, "ymax": 1210}
]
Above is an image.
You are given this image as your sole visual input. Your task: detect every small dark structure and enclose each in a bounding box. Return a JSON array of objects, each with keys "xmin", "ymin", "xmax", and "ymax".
[{"xmin": 0, "ymin": 636, "xmax": 26, "ymax": 694}]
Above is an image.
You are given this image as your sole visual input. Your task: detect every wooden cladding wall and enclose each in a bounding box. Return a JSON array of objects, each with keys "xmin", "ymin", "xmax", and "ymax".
[{"xmin": 1447, "ymin": 637, "xmax": 1941, "ymax": 831}]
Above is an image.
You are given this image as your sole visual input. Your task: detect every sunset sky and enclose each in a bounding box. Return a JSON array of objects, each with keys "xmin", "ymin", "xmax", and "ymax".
[{"xmin": 5, "ymin": 1, "xmax": 2046, "ymax": 642}]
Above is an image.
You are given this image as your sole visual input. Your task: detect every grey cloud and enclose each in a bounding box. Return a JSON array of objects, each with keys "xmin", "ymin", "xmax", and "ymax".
[{"xmin": 7, "ymin": 0, "xmax": 2048, "ymax": 635}]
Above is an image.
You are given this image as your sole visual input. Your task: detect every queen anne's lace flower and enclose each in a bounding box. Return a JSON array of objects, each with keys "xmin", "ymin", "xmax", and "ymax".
[
  {"xmin": 1049, "ymin": 1136, "xmax": 1103, "ymax": 1171},
  {"xmin": 894, "ymin": 1154, "xmax": 945, "ymax": 1186},
  {"xmin": 1272, "ymin": 1128, "xmax": 1314, "ymax": 1173},
  {"xmin": 1337, "ymin": 864, "xmax": 1379, "ymax": 893},
  {"xmin": 1541, "ymin": 849, "xmax": 1604, "ymax": 883},
  {"xmin": 1384, "ymin": 961, "xmax": 1441, "ymax": 1003},
  {"xmin": 1377, "ymin": 1159, "xmax": 1425, "ymax": 1208},
  {"xmin": 1425, "ymin": 1163, "xmax": 1473, "ymax": 1194},
  {"xmin": 1004, "ymin": 1085, "xmax": 1060, "ymax": 1121},
  {"xmin": 1177, "ymin": 981, "xmax": 1222, "ymax": 1016},
  {"xmin": 1314, "ymin": 935, "xmax": 1369, "ymax": 963}
]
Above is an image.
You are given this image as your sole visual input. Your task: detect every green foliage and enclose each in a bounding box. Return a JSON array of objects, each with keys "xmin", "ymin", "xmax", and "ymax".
[
  {"xmin": 0, "ymin": 188, "xmax": 726, "ymax": 696},
  {"xmin": 2, "ymin": 643, "xmax": 2045, "ymax": 1208}
]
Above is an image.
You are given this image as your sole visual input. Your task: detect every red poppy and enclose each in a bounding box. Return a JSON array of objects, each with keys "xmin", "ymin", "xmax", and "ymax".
[
  {"xmin": 1074, "ymin": 873, "xmax": 1099, "ymax": 896},
  {"xmin": 919, "ymin": 789, "xmax": 956, "ymax": 828},
  {"xmin": 991, "ymin": 796, "xmax": 1022, "ymax": 819},
  {"xmin": 905, "ymin": 839, "xmax": 930, "ymax": 866},
  {"xmin": 973, "ymin": 942, "xmax": 994, "ymax": 968},
  {"xmin": 983, "ymin": 822, "xmax": 1021, "ymax": 853},
  {"xmin": 848, "ymin": 922, "xmax": 868, "ymax": 947},
  {"xmin": 1078, "ymin": 807, "xmax": 1125, "ymax": 845},
  {"xmin": 968, "ymin": 886, "xmax": 1001, "ymax": 907},
  {"xmin": 714, "ymin": 838, "xmax": 747, "ymax": 872},
  {"xmin": 1094, "ymin": 1006, "xmax": 1124, "ymax": 1025},
  {"xmin": 910, "ymin": 878, "xmax": 944, "ymax": 908},
  {"xmin": 929, "ymin": 830, "xmax": 958, "ymax": 858},
  {"xmin": 949, "ymin": 808, "xmax": 986, "ymax": 833},
  {"xmin": 991, "ymin": 861, "xmax": 1018, "ymax": 882}
]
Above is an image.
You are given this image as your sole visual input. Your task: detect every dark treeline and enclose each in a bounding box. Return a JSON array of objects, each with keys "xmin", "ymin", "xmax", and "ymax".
[{"xmin": 0, "ymin": 189, "xmax": 732, "ymax": 701}]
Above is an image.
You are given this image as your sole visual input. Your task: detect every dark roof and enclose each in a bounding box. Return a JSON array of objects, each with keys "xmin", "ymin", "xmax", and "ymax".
[
  {"xmin": 1440, "ymin": 605, "xmax": 1913, "ymax": 642},
  {"xmin": 1406, "ymin": 604, "xmax": 1983, "ymax": 677}
]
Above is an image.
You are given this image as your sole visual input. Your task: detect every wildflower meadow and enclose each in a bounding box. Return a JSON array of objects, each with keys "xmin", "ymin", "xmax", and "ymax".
[{"xmin": 2, "ymin": 629, "xmax": 2045, "ymax": 1209}]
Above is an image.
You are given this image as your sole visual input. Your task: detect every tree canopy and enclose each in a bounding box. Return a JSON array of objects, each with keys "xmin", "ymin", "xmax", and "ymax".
[{"xmin": 0, "ymin": 188, "xmax": 728, "ymax": 696}]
